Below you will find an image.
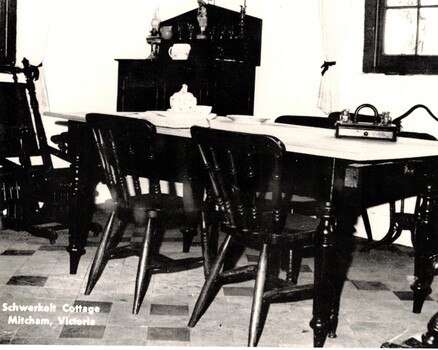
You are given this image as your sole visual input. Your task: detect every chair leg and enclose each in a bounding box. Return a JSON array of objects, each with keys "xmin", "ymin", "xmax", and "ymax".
[
  {"xmin": 181, "ymin": 225, "xmax": 197, "ymax": 253},
  {"xmin": 361, "ymin": 207, "xmax": 373, "ymax": 242},
  {"xmin": 89, "ymin": 222, "xmax": 103, "ymax": 237},
  {"xmin": 248, "ymin": 242, "xmax": 269, "ymax": 347},
  {"xmin": 200, "ymin": 210, "xmax": 211, "ymax": 277},
  {"xmin": 286, "ymin": 248, "xmax": 302, "ymax": 284},
  {"xmin": 85, "ymin": 210, "xmax": 116, "ymax": 295},
  {"xmin": 133, "ymin": 214, "xmax": 155, "ymax": 315},
  {"xmin": 106, "ymin": 220, "xmax": 128, "ymax": 252},
  {"xmin": 360, "ymin": 201, "xmax": 398, "ymax": 252},
  {"xmin": 410, "ymin": 195, "xmax": 422, "ymax": 249},
  {"xmin": 188, "ymin": 235, "xmax": 234, "ymax": 328},
  {"xmin": 363, "ymin": 197, "xmax": 420, "ymax": 253}
]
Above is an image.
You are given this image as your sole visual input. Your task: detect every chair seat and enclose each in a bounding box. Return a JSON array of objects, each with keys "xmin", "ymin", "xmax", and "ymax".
[
  {"xmin": 115, "ymin": 193, "xmax": 201, "ymax": 226},
  {"xmin": 222, "ymin": 211, "xmax": 318, "ymax": 247},
  {"xmin": 130, "ymin": 192, "xmax": 185, "ymax": 211},
  {"xmin": 281, "ymin": 212, "xmax": 319, "ymax": 235},
  {"xmin": 284, "ymin": 212, "xmax": 319, "ymax": 231}
]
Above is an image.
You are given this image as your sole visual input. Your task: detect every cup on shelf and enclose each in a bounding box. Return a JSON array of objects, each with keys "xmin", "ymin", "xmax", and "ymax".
[
  {"xmin": 160, "ymin": 26, "xmax": 173, "ymax": 40},
  {"xmin": 168, "ymin": 43, "xmax": 191, "ymax": 60}
]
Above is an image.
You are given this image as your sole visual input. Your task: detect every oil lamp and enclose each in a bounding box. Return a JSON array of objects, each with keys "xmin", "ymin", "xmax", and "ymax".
[{"xmin": 146, "ymin": 8, "xmax": 161, "ymax": 60}]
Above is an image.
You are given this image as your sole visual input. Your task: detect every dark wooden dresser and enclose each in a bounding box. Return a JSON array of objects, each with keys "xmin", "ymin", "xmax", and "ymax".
[{"xmin": 116, "ymin": 4, "xmax": 262, "ymax": 116}]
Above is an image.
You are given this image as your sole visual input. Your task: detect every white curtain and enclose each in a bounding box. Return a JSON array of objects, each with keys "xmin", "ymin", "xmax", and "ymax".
[
  {"xmin": 15, "ymin": 0, "xmax": 53, "ymax": 112},
  {"xmin": 317, "ymin": 0, "xmax": 352, "ymax": 114}
]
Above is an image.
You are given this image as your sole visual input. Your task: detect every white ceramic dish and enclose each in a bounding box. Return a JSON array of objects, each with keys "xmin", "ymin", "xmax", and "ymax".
[
  {"xmin": 163, "ymin": 109, "xmax": 216, "ymax": 119},
  {"xmin": 191, "ymin": 105, "xmax": 213, "ymax": 114},
  {"xmin": 226, "ymin": 115, "xmax": 271, "ymax": 123}
]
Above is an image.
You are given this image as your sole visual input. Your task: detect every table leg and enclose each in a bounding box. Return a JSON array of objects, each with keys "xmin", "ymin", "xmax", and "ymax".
[
  {"xmin": 66, "ymin": 121, "xmax": 100, "ymax": 274},
  {"xmin": 180, "ymin": 174, "xmax": 200, "ymax": 253},
  {"xmin": 327, "ymin": 191, "xmax": 357, "ymax": 339},
  {"xmin": 310, "ymin": 201, "xmax": 335, "ymax": 347},
  {"xmin": 419, "ymin": 251, "xmax": 438, "ymax": 346},
  {"xmin": 317, "ymin": 167, "xmax": 359, "ymax": 345},
  {"xmin": 411, "ymin": 185, "xmax": 437, "ymax": 313}
]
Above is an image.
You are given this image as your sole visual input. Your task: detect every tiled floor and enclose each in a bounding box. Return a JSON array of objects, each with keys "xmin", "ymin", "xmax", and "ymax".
[{"xmin": 0, "ymin": 207, "xmax": 437, "ymax": 348}]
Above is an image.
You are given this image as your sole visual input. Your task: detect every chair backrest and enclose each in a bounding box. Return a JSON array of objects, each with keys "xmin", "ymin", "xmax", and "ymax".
[
  {"xmin": 0, "ymin": 58, "xmax": 54, "ymax": 169},
  {"xmin": 86, "ymin": 114, "xmax": 161, "ymax": 208},
  {"xmin": 275, "ymin": 115, "xmax": 338, "ymax": 129},
  {"xmin": 275, "ymin": 113, "xmax": 377, "ymax": 129},
  {"xmin": 190, "ymin": 125, "xmax": 287, "ymax": 236},
  {"xmin": 0, "ymin": 81, "xmax": 40, "ymax": 162}
]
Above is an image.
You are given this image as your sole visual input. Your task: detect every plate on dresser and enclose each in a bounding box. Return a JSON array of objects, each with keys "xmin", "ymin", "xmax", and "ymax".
[{"xmin": 226, "ymin": 115, "xmax": 271, "ymax": 124}]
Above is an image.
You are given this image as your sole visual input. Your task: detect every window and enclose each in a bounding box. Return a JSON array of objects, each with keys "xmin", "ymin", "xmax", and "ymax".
[
  {"xmin": 363, "ymin": 0, "xmax": 438, "ymax": 74},
  {"xmin": 0, "ymin": 0, "xmax": 16, "ymax": 67}
]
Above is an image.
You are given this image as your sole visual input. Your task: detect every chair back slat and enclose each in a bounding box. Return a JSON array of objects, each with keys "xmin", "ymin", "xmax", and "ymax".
[
  {"xmin": 0, "ymin": 82, "xmax": 39, "ymax": 159},
  {"xmin": 226, "ymin": 149, "xmax": 246, "ymax": 227},
  {"xmin": 0, "ymin": 59, "xmax": 55, "ymax": 168},
  {"xmin": 91, "ymin": 128, "xmax": 119, "ymax": 202},
  {"xmin": 191, "ymin": 126, "xmax": 286, "ymax": 237},
  {"xmin": 86, "ymin": 114, "xmax": 159, "ymax": 208},
  {"xmin": 127, "ymin": 139, "xmax": 143, "ymax": 197},
  {"xmin": 109, "ymin": 128, "xmax": 132, "ymax": 205}
]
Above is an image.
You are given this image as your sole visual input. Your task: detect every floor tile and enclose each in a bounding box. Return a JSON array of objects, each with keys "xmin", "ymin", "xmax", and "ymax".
[
  {"xmin": 223, "ymin": 286, "xmax": 254, "ymax": 296},
  {"xmin": 351, "ymin": 280, "xmax": 390, "ymax": 291},
  {"xmin": 150, "ymin": 303, "xmax": 189, "ymax": 316},
  {"xmin": 10, "ymin": 337, "xmax": 58, "ymax": 345},
  {"xmin": 393, "ymin": 290, "xmax": 415, "ymax": 301},
  {"xmin": 1, "ymin": 249, "xmax": 35, "ymax": 256},
  {"xmin": 59, "ymin": 325, "xmax": 106, "ymax": 339},
  {"xmin": 6, "ymin": 275, "xmax": 48, "ymax": 287},
  {"xmin": 103, "ymin": 325, "xmax": 147, "ymax": 340},
  {"xmin": 246, "ymin": 253, "xmax": 258, "ymax": 262},
  {"xmin": 73, "ymin": 300, "xmax": 112, "ymax": 313},
  {"xmin": 147, "ymin": 326, "xmax": 190, "ymax": 342},
  {"xmin": 162, "ymin": 237, "xmax": 183, "ymax": 242},
  {"xmin": 393, "ymin": 290, "xmax": 433, "ymax": 301},
  {"xmin": 38, "ymin": 245, "xmax": 66, "ymax": 251}
]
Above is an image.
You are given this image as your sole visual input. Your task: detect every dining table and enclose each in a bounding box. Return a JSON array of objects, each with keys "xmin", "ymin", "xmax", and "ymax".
[{"xmin": 44, "ymin": 110, "xmax": 438, "ymax": 347}]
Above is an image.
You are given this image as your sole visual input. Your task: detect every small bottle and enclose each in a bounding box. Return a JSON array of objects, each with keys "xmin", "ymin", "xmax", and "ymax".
[
  {"xmin": 340, "ymin": 109, "xmax": 350, "ymax": 123},
  {"xmin": 381, "ymin": 111, "xmax": 391, "ymax": 125},
  {"xmin": 150, "ymin": 8, "xmax": 160, "ymax": 36}
]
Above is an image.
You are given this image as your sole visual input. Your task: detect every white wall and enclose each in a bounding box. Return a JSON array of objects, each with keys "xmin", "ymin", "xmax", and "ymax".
[
  {"xmin": 23, "ymin": 0, "xmax": 438, "ymax": 245},
  {"xmin": 41, "ymin": 0, "xmax": 438, "ymax": 120},
  {"xmin": 41, "ymin": 0, "xmax": 324, "ymax": 116}
]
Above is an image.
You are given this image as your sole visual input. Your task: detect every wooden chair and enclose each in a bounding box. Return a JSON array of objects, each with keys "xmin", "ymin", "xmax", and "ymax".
[
  {"xmin": 187, "ymin": 126, "xmax": 327, "ymax": 347},
  {"xmin": 84, "ymin": 113, "xmax": 211, "ymax": 314},
  {"xmin": 0, "ymin": 58, "xmax": 81, "ymax": 243},
  {"xmin": 360, "ymin": 104, "xmax": 438, "ymax": 252},
  {"xmin": 275, "ymin": 115, "xmax": 373, "ymax": 243},
  {"xmin": 276, "ymin": 110, "xmax": 437, "ymax": 254},
  {"xmin": 274, "ymin": 114, "xmax": 373, "ymax": 284}
]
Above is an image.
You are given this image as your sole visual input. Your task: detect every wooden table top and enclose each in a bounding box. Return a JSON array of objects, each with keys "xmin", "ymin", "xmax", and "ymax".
[{"xmin": 44, "ymin": 111, "xmax": 438, "ymax": 163}]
